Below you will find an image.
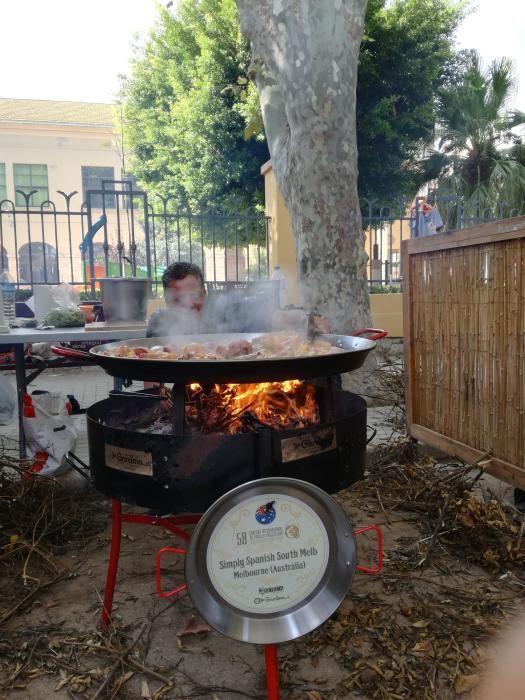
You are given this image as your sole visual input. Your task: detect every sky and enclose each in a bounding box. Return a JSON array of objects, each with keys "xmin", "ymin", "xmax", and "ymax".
[
  {"xmin": 0, "ymin": 0, "xmax": 524, "ymax": 108},
  {"xmin": 457, "ymin": 0, "xmax": 525, "ymax": 110},
  {"xmin": 0, "ymin": 0, "xmax": 160, "ymax": 103}
]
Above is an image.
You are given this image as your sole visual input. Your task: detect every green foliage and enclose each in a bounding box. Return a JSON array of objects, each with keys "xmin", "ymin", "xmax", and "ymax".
[
  {"xmin": 78, "ymin": 290, "xmax": 101, "ymax": 302},
  {"xmin": 122, "ymin": 0, "xmax": 269, "ymax": 212},
  {"xmin": 429, "ymin": 51, "xmax": 525, "ymax": 217},
  {"xmin": 357, "ymin": 0, "xmax": 466, "ymax": 204},
  {"xmin": 44, "ymin": 308, "xmax": 85, "ymax": 328},
  {"xmin": 14, "ymin": 289, "xmax": 33, "ymax": 302},
  {"xmin": 370, "ymin": 283, "xmax": 402, "ymax": 294},
  {"xmin": 123, "ymin": 0, "xmax": 464, "ymax": 210}
]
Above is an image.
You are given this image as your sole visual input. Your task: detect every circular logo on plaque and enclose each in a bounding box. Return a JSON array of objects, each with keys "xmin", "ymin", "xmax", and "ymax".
[
  {"xmin": 285, "ymin": 524, "xmax": 300, "ymax": 538},
  {"xmin": 255, "ymin": 500, "xmax": 276, "ymax": 525}
]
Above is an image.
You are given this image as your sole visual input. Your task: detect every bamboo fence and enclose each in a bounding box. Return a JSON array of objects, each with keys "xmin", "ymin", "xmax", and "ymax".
[{"xmin": 402, "ymin": 216, "xmax": 525, "ymax": 488}]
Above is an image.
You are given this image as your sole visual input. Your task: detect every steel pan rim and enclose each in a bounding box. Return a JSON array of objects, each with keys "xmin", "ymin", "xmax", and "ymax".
[
  {"xmin": 184, "ymin": 477, "xmax": 357, "ymax": 645},
  {"xmin": 89, "ymin": 333, "xmax": 376, "ymax": 359},
  {"xmin": 88, "ymin": 333, "xmax": 376, "ymax": 382}
]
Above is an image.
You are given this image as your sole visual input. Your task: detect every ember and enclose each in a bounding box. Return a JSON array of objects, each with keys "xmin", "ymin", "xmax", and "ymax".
[{"xmin": 185, "ymin": 380, "xmax": 319, "ymax": 434}]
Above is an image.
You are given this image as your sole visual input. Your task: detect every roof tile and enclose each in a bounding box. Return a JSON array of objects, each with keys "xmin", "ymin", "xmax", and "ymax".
[{"xmin": 0, "ymin": 98, "xmax": 114, "ymax": 126}]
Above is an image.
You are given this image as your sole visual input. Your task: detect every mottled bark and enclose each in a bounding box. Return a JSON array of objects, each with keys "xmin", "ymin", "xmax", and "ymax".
[{"xmin": 236, "ymin": 0, "xmax": 370, "ymax": 333}]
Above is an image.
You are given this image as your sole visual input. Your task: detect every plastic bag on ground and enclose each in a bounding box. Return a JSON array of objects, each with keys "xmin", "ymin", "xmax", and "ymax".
[
  {"xmin": 0, "ymin": 374, "xmax": 16, "ymax": 424},
  {"xmin": 22, "ymin": 392, "xmax": 78, "ymax": 475}
]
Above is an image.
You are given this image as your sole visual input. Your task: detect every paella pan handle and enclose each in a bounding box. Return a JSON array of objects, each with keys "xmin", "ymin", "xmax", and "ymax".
[
  {"xmin": 351, "ymin": 328, "xmax": 388, "ymax": 341},
  {"xmin": 50, "ymin": 345, "xmax": 95, "ymax": 360},
  {"xmin": 355, "ymin": 524, "xmax": 383, "ymax": 575},
  {"xmin": 155, "ymin": 547, "xmax": 188, "ymax": 598}
]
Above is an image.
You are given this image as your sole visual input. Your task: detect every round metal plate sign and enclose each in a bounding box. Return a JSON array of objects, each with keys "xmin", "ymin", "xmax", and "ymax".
[
  {"xmin": 207, "ymin": 493, "xmax": 330, "ymax": 614},
  {"xmin": 185, "ymin": 477, "xmax": 357, "ymax": 644}
]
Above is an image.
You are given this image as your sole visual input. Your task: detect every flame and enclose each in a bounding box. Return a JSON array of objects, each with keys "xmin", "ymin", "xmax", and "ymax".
[{"xmin": 185, "ymin": 380, "xmax": 319, "ymax": 434}]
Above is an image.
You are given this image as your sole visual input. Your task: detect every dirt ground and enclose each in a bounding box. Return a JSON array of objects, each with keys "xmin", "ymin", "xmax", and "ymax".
[
  {"xmin": 1, "ymin": 343, "xmax": 523, "ymax": 699},
  {"xmin": 1, "ymin": 436, "xmax": 524, "ymax": 700}
]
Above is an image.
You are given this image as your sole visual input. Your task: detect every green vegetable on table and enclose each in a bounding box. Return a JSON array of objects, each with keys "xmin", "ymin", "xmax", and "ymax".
[{"xmin": 44, "ymin": 308, "xmax": 85, "ymax": 327}]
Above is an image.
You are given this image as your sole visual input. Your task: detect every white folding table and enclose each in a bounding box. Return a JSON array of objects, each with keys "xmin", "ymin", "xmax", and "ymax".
[{"xmin": 0, "ymin": 327, "xmax": 146, "ymax": 458}]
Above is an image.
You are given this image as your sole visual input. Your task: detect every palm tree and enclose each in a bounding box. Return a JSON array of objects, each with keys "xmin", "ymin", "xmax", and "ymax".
[{"xmin": 426, "ymin": 50, "xmax": 525, "ymax": 219}]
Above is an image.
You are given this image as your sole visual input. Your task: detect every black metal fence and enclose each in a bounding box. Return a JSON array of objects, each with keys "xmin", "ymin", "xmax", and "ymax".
[
  {"xmin": 2, "ymin": 180, "xmax": 524, "ymax": 295},
  {"xmin": 0, "ymin": 181, "xmax": 270, "ymax": 297},
  {"xmin": 361, "ymin": 193, "xmax": 525, "ymax": 289}
]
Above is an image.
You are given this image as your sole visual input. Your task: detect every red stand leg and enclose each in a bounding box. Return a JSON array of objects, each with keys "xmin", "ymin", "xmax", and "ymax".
[
  {"xmin": 101, "ymin": 499, "xmax": 123, "ymax": 627},
  {"xmin": 264, "ymin": 644, "xmax": 280, "ymax": 700},
  {"xmin": 100, "ymin": 501, "xmax": 201, "ymax": 627}
]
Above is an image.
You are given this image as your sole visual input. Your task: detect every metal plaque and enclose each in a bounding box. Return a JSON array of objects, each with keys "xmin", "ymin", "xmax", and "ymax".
[
  {"xmin": 185, "ymin": 477, "xmax": 357, "ymax": 644},
  {"xmin": 280, "ymin": 427, "xmax": 336, "ymax": 463},
  {"xmin": 104, "ymin": 444, "xmax": 153, "ymax": 477}
]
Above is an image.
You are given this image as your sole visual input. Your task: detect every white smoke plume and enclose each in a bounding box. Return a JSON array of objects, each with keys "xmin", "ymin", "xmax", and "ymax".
[{"xmin": 147, "ymin": 285, "xmax": 282, "ymax": 338}]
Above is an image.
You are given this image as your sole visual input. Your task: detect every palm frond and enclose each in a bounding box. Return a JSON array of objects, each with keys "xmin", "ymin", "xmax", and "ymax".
[{"xmin": 430, "ymin": 50, "xmax": 525, "ymax": 216}]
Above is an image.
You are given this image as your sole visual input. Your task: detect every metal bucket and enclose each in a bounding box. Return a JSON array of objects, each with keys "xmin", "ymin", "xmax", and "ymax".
[{"xmin": 97, "ymin": 277, "xmax": 151, "ymax": 323}]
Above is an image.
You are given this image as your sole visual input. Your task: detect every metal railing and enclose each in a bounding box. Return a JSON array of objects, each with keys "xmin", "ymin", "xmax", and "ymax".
[
  {"xmin": 2, "ymin": 181, "xmax": 523, "ymax": 296},
  {"xmin": 0, "ymin": 182, "xmax": 270, "ymax": 297},
  {"xmin": 361, "ymin": 194, "xmax": 525, "ymax": 290}
]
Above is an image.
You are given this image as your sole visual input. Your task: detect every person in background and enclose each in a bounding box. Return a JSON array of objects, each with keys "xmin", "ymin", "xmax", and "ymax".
[
  {"xmin": 410, "ymin": 198, "xmax": 444, "ymax": 237},
  {"xmin": 147, "ymin": 261, "xmax": 329, "ymax": 337},
  {"xmin": 144, "ymin": 262, "xmax": 208, "ymax": 405},
  {"xmin": 147, "ymin": 261, "xmax": 207, "ymax": 337}
]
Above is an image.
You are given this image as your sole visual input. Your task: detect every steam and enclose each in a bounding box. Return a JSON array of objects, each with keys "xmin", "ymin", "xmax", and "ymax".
[
  {"xmin": 147, "ymin": 275, "xmax": 318, "ymax": 339},
  {"xmin": 148, "ymin": 286, "xmax": 282, "ymax": 338}
]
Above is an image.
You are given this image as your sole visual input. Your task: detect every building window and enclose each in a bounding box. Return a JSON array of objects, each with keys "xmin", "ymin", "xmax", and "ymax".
[
  {"xmin": 390, "ymin": 250, "xmax": 401, "ymax": 281},
  {"xmin": 14, "ymin": 164, "xmax": 49, "ymax": 207},
  {"xmin": 18, "ymin": 242, "xmax": 58, "ymax": 283},
  {"xmin": 0, "ymin": 163, "xmax": 6, "ymax": 201},
  {"xmin": 81, "ymin": 166, "xmax": 116, "ymax": 209}
]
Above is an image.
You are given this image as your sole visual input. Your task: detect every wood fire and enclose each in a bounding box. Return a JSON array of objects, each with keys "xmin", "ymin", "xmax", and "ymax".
[{"xmin": 185, "ymin": 381, "xmax": 319, "ymax": 434}]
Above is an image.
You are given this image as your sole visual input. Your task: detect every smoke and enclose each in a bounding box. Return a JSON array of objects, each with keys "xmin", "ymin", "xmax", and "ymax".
[
  {"xmin": 147, "ymin": 285, "xmax": 282, "ymax": 338},
  {"xmin": 145, "ymin": 276, "xmax": 325, "ymax": 340}
]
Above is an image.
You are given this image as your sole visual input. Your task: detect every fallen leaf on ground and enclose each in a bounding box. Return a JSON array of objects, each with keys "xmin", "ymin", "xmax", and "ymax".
[
  {"xmin": 412, "ymin": 620, "xmax": 430, "ymax": 628},
  {"xmin": 176, "ymin": 615, "xmax": 211, "ymax": 636}
]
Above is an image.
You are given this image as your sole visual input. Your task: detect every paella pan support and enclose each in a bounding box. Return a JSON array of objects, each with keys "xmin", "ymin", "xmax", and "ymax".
[
  {"xmin": 171, "ymin": 384, "xmax": 185, "ymax": 435},
  {"xmin": 154, "ymin": 478, "xmax": 384, "ymax": 700}
]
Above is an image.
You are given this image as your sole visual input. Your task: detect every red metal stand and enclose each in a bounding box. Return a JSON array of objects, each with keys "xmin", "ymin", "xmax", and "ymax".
[
  {"xmin": 156, "ymin": 547, "xmax": 188, "ymax": 598},
  {"xmin": 355, "ymin": 524, "xmax": 383, "ymax": 575},
  {"xmin": 100, "ymin": 498, "xmax": 200, "ymax": 627},
  {"xmin": 105, "ymin": 501, "xmax": 383, "ymax": 700},
  {"xmin": 264, "ymin": 644, "xmax": 280, "ymax": 700}
]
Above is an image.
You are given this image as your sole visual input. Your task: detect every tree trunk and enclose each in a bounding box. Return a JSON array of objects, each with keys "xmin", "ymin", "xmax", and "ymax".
[{"xmin": 236, "ymin": 0, "xmax": 370, "ymax": 333}]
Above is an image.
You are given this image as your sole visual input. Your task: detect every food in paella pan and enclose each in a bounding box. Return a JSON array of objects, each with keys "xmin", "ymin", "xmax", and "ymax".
[{"xmin": 97, "ymin": 332, "xmax": 344, "ymax": 361}]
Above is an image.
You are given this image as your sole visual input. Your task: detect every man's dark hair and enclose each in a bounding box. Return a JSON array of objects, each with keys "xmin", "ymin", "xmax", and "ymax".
[{"xmin": 161, "ymin": 262, "xmax": 205, "ymax": 290}]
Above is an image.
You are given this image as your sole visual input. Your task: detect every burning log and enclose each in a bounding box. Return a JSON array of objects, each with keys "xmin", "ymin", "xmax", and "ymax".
[
  {"xmin": 109, "ymin": 381, "xmax": 320, "ymax": 435},
  {"xmin": 184, "ymin": 381, "xmax": 319, "ymax": 435}
]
